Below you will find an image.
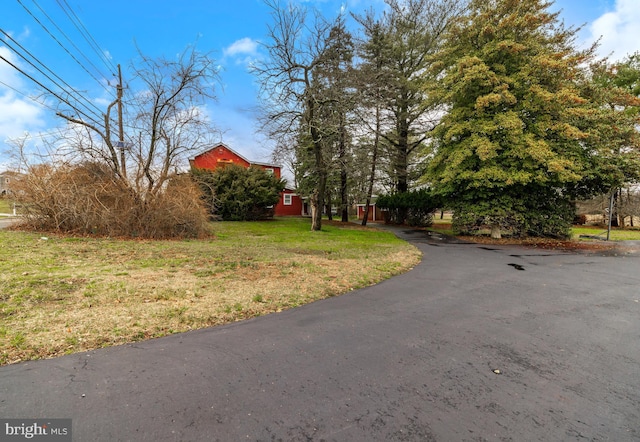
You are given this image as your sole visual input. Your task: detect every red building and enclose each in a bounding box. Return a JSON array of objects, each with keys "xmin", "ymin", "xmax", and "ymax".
[
  {"xmin": 277, "ymin": 188, "xmax": 306, "ymax": 216},
  {"xmin": 190, "ymin": 143, "xmax": 281, "ymax": 178},
  {"xmin": 190, "ymin": 143, "xmax": 304, "ymax": 217},
  {"xmin": 356, "ymin": 203, "xmax": 385, "ymax": 222}
]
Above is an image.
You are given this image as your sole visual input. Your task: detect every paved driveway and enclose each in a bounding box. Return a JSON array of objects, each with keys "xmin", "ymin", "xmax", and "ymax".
[
  {"xmin": 1, "ymin": 228, "xmax": 638, "ymax": 441},
  {"xmin": 0, "ymin": 216, "xmax": 18, "ymax": 229}
]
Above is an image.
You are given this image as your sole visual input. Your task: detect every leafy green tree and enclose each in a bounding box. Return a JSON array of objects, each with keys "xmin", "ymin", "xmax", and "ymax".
[
  {"xmin": 428, "ymin": 0, "xmax": 603, "ymax": 238},
  {"xmin": 193, "ymin": 165, "xmax": 285, "ymax": 221},
  {"xmin": 579, "ymin": 54, "xmax": 640, "ymax": 226}
]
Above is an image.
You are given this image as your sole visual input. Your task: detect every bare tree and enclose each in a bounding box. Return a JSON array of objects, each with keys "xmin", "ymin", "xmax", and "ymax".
[
  {"xmin": 10, "ymin": 46, "xmax": 219, "ymax": 238},
  {"xmin": 56, "ymin": 46, "xmax": 219, "ymax": 197},
  {"xmin": 253, "ymin": 0, "xmax": 345, "ymax": 231}
]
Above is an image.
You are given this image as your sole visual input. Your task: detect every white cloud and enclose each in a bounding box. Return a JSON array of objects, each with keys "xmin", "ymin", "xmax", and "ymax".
[
  {"xmin": 589, "ymin": 0, "xmax": 640, "ymax": 60},
  {"xmin": 0, "ymin": 46, "xmax": 47, "ymax": 155},
  {"xmin": 0, "ymin": 94, "xmax": 45, "ymax": 138},
  {"xmin": 223, "ymin": 37, "xmax": 259, "ymax": 58},
  {"xmin": 0, "ymin": 47, "xmax": 24, "ymax": 87}
]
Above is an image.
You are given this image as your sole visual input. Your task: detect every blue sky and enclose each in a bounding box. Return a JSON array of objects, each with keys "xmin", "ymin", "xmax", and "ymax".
[{"xmin": 1, "ymin": 0, "xmax": 639, "ymax": 171}]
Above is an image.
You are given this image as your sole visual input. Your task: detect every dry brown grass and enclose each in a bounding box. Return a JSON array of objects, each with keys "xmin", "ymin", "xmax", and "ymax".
[{"xmin": 0, "ymin": 218, "xmax": 420, "ymax": 365}]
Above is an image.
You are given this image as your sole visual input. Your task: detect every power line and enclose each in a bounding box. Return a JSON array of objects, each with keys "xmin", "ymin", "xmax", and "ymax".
[
  {"xmin": 15, "ymin": 0, "xmax": 113, "ymax": 100},
  {"xmin": 56, "ymin": 0, "xmax": 119, "ymax": 76},
  {"xmin": 0, "ymin": 29, "xmax": 101, "ymax": 124},
  {"xmin": 0, "ymin": 28, "xmax": 106, "ymax": 122},
  {"xmin": 0, "ymin": 78, "xmax": 59, "ymax": 113},
  {"xmin": 30, "ymin": 0, "xmax": 115, "ymax": 96},
  {"xmin": 0, "ymin": 53, "xmax": 104, "ymax": 129},
  {"xmin": 46, "ymin": 0, "xmax": 124, "ymax": 133},
  {"xmin": 5, "ymin": 0, "xmax": 125, "ymax": 135}
]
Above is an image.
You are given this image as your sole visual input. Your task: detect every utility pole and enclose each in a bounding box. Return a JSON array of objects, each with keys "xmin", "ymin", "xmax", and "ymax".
[
  {"xmin": 607, "ymin": 189, "xmax": 615, "ymax": 241},
  {"xmin": 117, "ymin": 64, "xmax": 126, "ymax": 179}
]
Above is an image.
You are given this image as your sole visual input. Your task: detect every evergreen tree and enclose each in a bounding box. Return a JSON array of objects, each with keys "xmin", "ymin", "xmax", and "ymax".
[
  {"xmin": 428, "ymin": 0, "xmax": 602, "ymax": 238},
  {"xmin": 579, "ymin": 54, "xmax": 640, "ymax": 226},
  {"xmin": 193, "ymin": 165, "xmax": 285, "ymax": 221},
  {"xmin": 354, "ymin": 0, "xmax": 462, "ymax": 223}
]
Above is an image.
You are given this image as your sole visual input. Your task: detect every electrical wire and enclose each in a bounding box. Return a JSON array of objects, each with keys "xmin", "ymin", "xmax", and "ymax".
[
  {"xmin": 0, "ymin": 78, "xmax": 59, "ymax": 113},
  {"xmin": 15, "ymin": 0, "xmax": 112, "ymax": 100},
  {"xmin": 4, "ymin": 0, "xmax": 126, "ymax": 136},
  {"xmin": 0, "ymin": 53, "xmax": 104, "ymax": 129},
  {"xmin": 31, "ymin": 0, "xmax": 115, "ymax": 96},
  {"xmin": 56, "ymin": 0, "xmax": 119, "ymax": 76},
  {"xmin": 1, "ymin": 28, "xmax": 106, "ymax": 122},
  {"xmin": 53, "ymin": 0, "xmax": 127, "ymax": 136}
]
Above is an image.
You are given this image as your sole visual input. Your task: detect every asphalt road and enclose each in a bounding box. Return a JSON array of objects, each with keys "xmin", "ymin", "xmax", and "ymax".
[
  {"xmin": 0, "ymin": 217, "xmax": 17, "ymax": 229},
  {"xmin": 1, "ymin": 228, "xmax": 639, "ymax": 441}
]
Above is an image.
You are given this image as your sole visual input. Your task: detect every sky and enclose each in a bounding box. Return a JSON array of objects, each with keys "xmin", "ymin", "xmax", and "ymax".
[{"xmin": 1, "ymin": 0, "xmax": 639, "ymax": 172}]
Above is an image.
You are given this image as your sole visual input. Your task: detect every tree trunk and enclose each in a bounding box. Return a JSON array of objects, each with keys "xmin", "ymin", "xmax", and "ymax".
[
  {"xmin": 396, "ymin": 104, "xmax": 410, "ymax": 224},
  {"xmin": 339, "ymin": 117, "xmax": 349, "ymax": 223},
  {"xmin": 362, "ymin": 125, "xmax": 377, "ymax": 226},
  {"xmin": 491, "ymin": 224, "xmax": 502, "ymax": 239},
  {"xmin": 618, "ymin": 188, "xmax": 628, "ymax": 228},
  {"xmin": 310, "ymin": 136, "xmax": 326, "ymax": 231},
  {"xmin": 310, "ymin": 191, "xmax": 321, "ymax": 231},
  {"xmin": 340, "ymin": 169, "xmax": 348, "ymax": 222},
  {"xmin": 362, "ymin": 86, "xmax": 382, "ymax": 227},
  {"xmin": 610, "ymin": 189, "xmax": 620, "ymax": 227}
]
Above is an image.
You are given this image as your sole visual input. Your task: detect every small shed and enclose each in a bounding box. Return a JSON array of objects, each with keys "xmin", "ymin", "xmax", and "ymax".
[
  {"xmin": 275, "ymin": 188, "xmax": 305, "ymax": 216},
  {"xmin": 356, "ymin": 203, "xmax": 384, "ymax": 222}
]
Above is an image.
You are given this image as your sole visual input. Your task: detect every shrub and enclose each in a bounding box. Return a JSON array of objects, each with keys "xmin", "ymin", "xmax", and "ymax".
[
  {"xmin": 376, "ymin": 189, "xmax": 439, "ymax": 226},
  {"xmin": 449, "ymin": 188, "xmax": 575, "ymax": 239},
  {"xmin": 192, "ymin": 165, "xmax": 285, "ymax": 221},
  {"xmin": 13, "ymin": 162, "xmax": 210, "ymax": 239},
  {"xmin": 573, "ymin": 214, "xmax": 587, "ymax": 225}
]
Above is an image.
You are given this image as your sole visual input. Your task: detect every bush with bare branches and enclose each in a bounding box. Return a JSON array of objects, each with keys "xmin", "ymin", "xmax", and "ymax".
[{"xmin": 13, "ymin": 162, "xmax": 210, "ymax": 239}]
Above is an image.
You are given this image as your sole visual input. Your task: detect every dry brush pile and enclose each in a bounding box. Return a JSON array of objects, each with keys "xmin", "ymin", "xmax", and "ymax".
[{"xmin": 13, "ymin": 162, "xmax": 210, "ymax": 239}]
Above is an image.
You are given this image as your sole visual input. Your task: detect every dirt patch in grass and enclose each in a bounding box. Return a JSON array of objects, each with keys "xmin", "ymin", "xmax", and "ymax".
[
  {"xmin": 426, "ymin": 223, "xmax": 626, "ymax": 253},
  {"xmin": 0, "ymin": 219, "xmax": 420, "ymax": 365},
  {"xmin": 456, "ymin": 234, "xmax": 619, "ymax": 253}
]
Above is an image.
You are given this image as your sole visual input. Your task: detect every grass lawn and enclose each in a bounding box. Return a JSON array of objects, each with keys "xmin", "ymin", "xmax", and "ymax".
[
  {"xmin": 571, "ymin": 225, "xmax": 640, "ymax": 241},
  {"xmin": 430, "ymin": 214, "xmax": 454, "ymax": 236},
  {"xmin": 0, "ymin": 218, "xmax": 421, "ymax": 365},
  {"xmin": 0, "ymin": 199, "xmax": 13, "ymax": 214}
]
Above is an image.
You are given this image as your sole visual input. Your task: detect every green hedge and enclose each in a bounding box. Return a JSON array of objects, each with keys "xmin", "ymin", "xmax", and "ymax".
[{"xmin": 376, "ymin": 189, "xmax": 440, "ymax": 226}]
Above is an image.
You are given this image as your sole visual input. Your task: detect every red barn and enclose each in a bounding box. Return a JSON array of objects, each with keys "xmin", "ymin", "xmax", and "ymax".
[
  {"xmin": 190, "ymin": 143, "xmax": 281, "ymax": 178},
  {"xmin": 189, "ymin": 143, "xmax": 304, "ymax": 217}
]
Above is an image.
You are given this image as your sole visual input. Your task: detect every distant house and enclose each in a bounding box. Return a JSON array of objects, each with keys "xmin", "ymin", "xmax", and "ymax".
[
  {"xmin": 189, "ymin": 143, "xmax": 305, "ymax": 217},
  {"xmin": 0, "ymin": 171, "xmax": 23, "ymax": 197}
]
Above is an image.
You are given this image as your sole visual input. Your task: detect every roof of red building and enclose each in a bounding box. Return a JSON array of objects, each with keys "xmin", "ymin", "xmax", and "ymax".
[{"xmin": 191, "ymin": 143, "xmax": 281, "ymax": 169}]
